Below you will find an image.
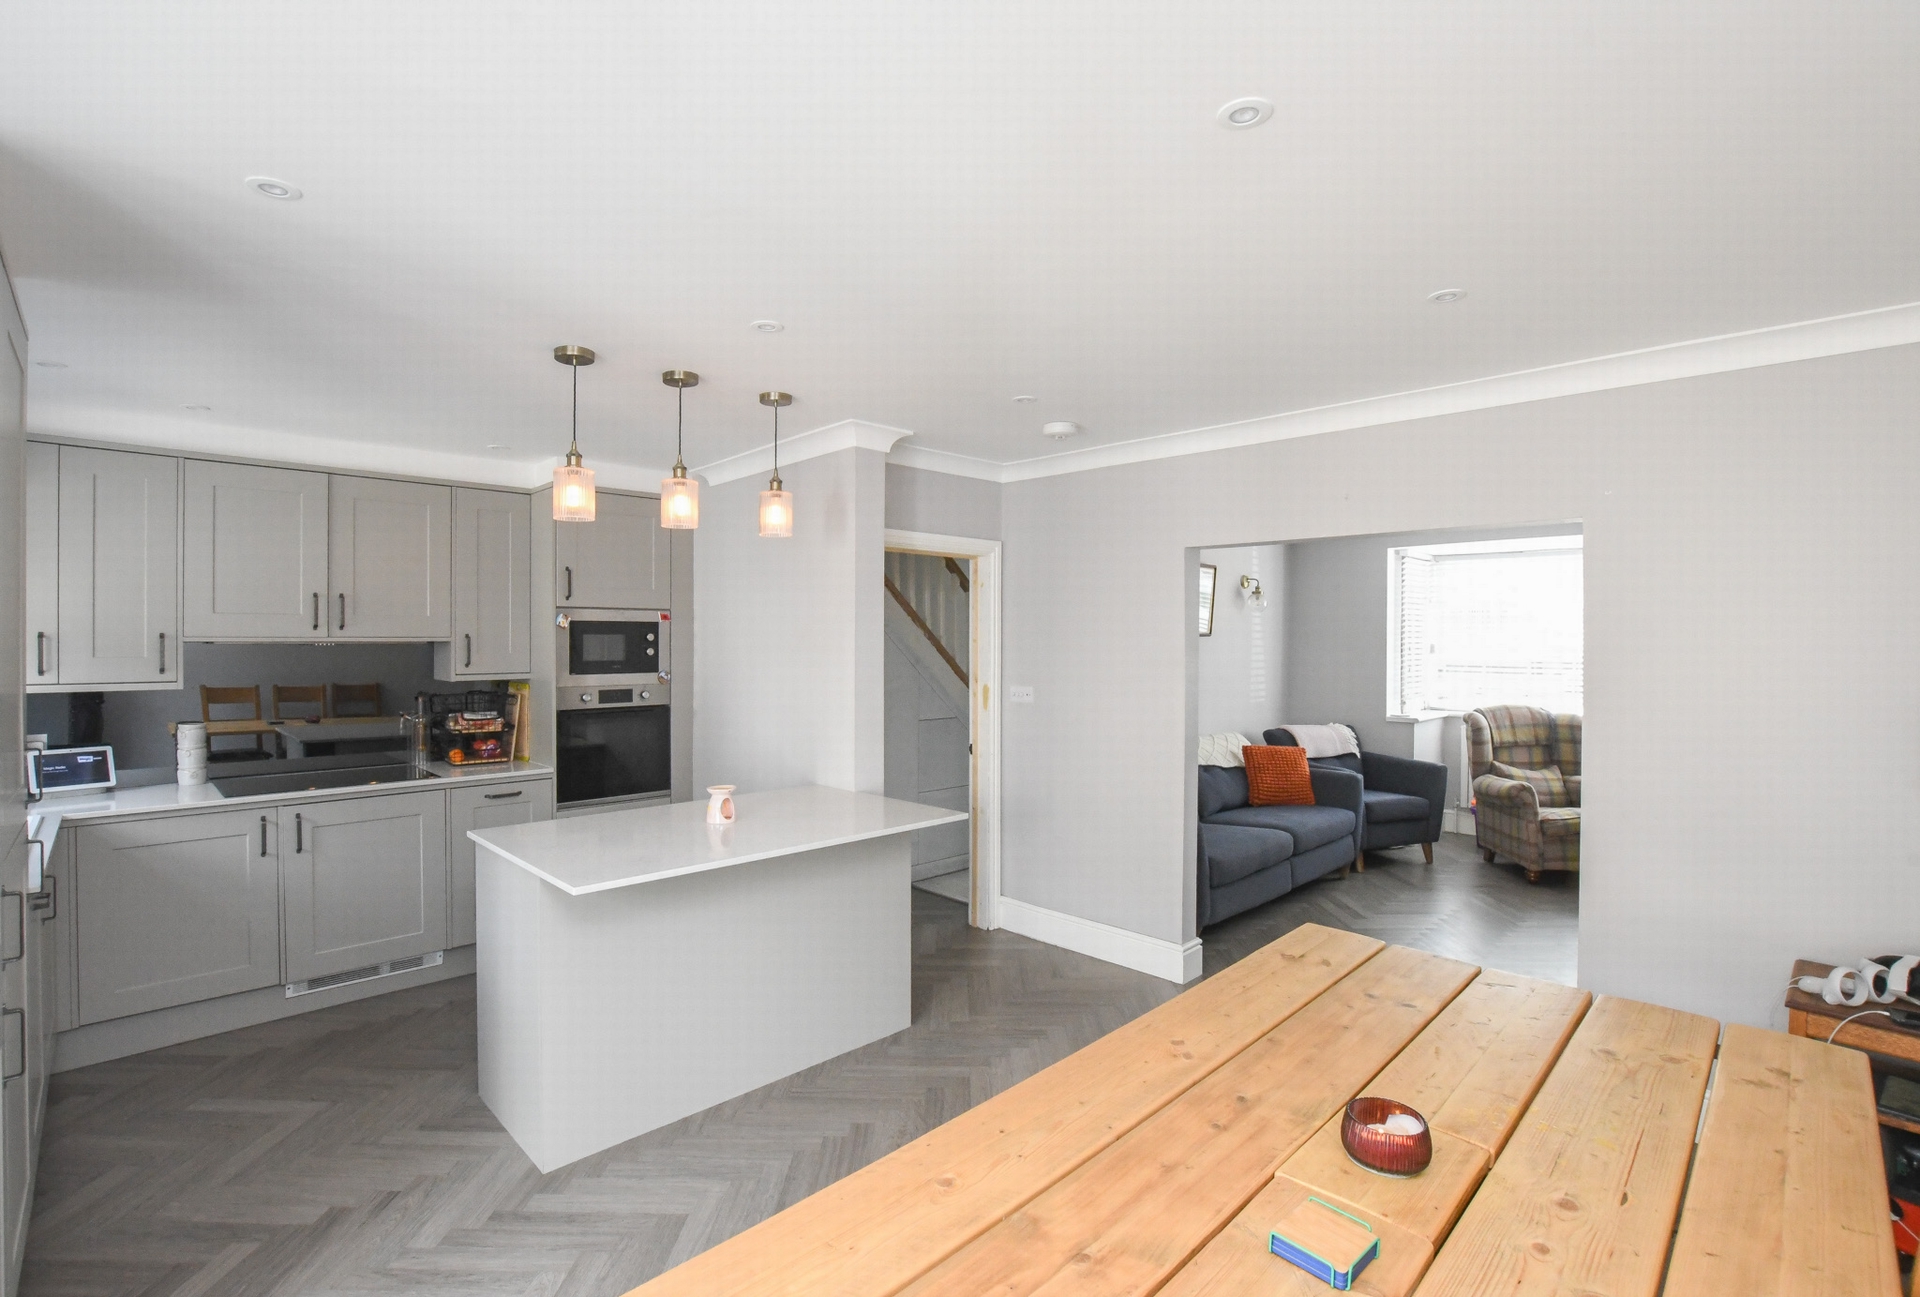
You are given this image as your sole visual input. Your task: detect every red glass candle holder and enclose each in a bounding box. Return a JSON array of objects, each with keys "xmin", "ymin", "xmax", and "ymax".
[{"xmin": 1341, "ymin": 1097, "xmax": 1432, "ymax": 1177}]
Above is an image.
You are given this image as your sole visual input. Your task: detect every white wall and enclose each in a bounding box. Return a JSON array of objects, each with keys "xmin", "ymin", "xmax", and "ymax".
[
  {"xmin": 999, "ymin": 343, "xmax": 1920, "ymax": 1026},
  {"xmin": 693, "ymin": 447, "xmax": 887, "ymax": 795},
  {"xmin": 1195, "ymin": 543, "xmax": 1288, "ymax": 739},
  {"xmin": 884, "ymin": 604, "xmax": 972, "ymax": 879},
  {"xmin": 885, "ymin": 463, "xmax": 1001, "ymax": 540}
]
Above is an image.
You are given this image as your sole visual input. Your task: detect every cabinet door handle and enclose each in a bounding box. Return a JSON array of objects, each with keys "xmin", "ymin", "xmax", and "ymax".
[
  {"xmin": 313, "ymin": 593, "xmax": 320, "ymax": 631},
  {"xmin": 29, "ymin": 874, "xmax": 55, "ymax": 922},
  {"xmin": 260, "ymin": 815, "xmax": 269, "ymax": 857},
  {"xmin": 158, "ymin": 631, "xmax": 166, "ymax": 674},
  {"xmin": 564, "ymin": 566, "xmax": 573, "ymax": 601},
  {"xmin": 0, "ymin": 891, "xmax": 21, "ymax": 967},
  {"xmin": 0, "ymin": 1009, "xmax": 22, "ymax": 1084},
  {"xmin": 338, "ymin": 593, "xmax": 347, "ymax": 631},
  {"xmin": 483, "ymin": 790, "xmax": 523, "ymax": 800},
  {"xmin": 35, "ymin": 631, "xmax": 47, "ymax": 677},
  {"xmin": 294, "ymin": 813, "xmax": 304, "ymax": 854},
  {"xmin": 464, "ymin": 633, "xmax": 472, "ymax": 668}
]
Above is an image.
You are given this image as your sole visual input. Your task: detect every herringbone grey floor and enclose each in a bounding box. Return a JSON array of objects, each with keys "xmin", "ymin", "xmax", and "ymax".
[{"xmin": 23, "ymin": 833, "xmax": 1572, "ymax": 1296}]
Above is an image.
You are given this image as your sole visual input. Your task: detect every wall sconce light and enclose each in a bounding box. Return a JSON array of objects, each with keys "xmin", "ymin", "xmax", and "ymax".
[{"xmin": 1240, "ymin": 575, "xmax": 1267, "ymax": 609}]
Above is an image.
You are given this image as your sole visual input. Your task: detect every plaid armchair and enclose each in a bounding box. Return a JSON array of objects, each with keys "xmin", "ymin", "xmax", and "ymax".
[{"xmin": 1466, "ymin": 705, "xmax": 1581, "ymax": 881}]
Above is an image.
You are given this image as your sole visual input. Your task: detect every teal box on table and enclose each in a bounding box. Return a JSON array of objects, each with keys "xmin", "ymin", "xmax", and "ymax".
[{"xmin": 1269, "ymin": 1195, "xmax": 1380, "ymax": 1291}]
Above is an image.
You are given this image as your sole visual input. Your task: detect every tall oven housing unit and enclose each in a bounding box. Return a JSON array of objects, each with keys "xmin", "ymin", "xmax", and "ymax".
[{"xmin": 555, "ymin": 608, "xmax": 671, "ymax": 809}]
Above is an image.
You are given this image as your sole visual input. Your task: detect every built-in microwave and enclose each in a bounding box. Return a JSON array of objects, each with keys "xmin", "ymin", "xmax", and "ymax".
[{"xmin": 556, "ymin": 608, "xmax": 669, "ymax": 695}]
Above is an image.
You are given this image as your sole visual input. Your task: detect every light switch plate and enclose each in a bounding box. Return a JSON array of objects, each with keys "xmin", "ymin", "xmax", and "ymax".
[{"xmin": 1008, "ymin": 686, "xmax": 1034, "ymax": 704}]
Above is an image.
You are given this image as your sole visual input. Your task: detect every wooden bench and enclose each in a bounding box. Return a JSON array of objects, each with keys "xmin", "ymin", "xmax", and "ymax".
[
  {"xmin": 629, "ymin": 923, "xmax": 1383, "ymax": 1297},
  {"xmin": 898, "ymin": 945, "xmax": 1479, "ymax": 1297},
  {"xmin": 1160, "ymin": 971, "xmax": 1590, "ymax": 1297},
  {"xmin": 1662, "ymin": 1022, "xmax": 1899, "ymax": 1297},
  {"xmin": 1412, "ymin": 995, "xmax": 1719, "ymax": 1297}
]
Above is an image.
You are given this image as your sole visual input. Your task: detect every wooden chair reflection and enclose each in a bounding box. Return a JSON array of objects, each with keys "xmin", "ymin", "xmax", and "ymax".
[
  {"xmin": 271, "ymin": 684, "xmax": 327, "ymax": 721},
  {"xmin": 199, "ymin": 684, "xmax": 271, "ymax": 761},
  {"xmin": 330, "ymin": 683, "xmax": 383, "ymax": 718}
]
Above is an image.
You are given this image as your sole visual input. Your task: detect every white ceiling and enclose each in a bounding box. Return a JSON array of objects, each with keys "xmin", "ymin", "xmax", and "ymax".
[{"xmin": 3, "ymin": 1, "xmax": 1917, "ymax": 484}]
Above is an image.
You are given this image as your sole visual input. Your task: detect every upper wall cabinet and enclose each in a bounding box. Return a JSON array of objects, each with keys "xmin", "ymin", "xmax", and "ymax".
[
  {"xmin": 25, "ymin": 444, "xmax": 182, "ymax": 690},
  {"xmin": 437, "ymin": 488, "xmax": 531, "ymax": 679},
  {"xmin": 184, "ymin": 461, "xmax": 330, "ymax": 640},
  {"xmin": 328, "ymin": 476, "xmax": 451, "ymax": 640},
  {"xmin": 553, "ymin": 490, "xmax": 670, "ymax": 609}
]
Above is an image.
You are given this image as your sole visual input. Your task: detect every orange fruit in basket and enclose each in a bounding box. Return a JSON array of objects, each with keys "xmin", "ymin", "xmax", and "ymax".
[{"xmin": 448, "ymin": 749, "xmax": 465, "ymax": 764}]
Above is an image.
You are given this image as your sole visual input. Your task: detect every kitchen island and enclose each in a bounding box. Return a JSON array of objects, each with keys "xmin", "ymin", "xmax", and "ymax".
[{"xmin": 470, "ymin": 785, "xmax": 967, "ymax": 1172}]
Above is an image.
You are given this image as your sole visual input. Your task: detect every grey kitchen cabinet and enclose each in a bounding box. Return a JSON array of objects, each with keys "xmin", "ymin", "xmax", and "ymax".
[
  {"xmin": 280, "ymin": 790, "xmax": 447, "ymax": 982},
  {"xmin": 445, "ymin": 778, "xmax": 552, "ymax": 947},
  {"xmin": 22, "ymin": 443, "xmax": 55, "ymax": 688},
  {"xmin": 436, "ymin": 488, "xmax": 531, "ymax": 678},
  {"xmin": 553, "ymin": 489, "xmax": 670, "ymax": 609},
  {"xmin": 328, "ymin": 476, "xmax": 451, "ymax": 640},
  {"xmin": 53, "ymin": 447, "xmax": 181, "ymax": 686},
  {"xmin": 0, "ymin": 827, "xmax": 50, "ymax": 1292},
  {"xmin": 71, "ymin": 810, "xmax": 282, "ymax": 1025},
  {"xmin": 184, "ymin": 460, "xmax": 330, "ymax": 640}
]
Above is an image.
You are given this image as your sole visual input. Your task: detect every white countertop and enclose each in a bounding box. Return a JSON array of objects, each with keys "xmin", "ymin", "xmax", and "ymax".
[
  {"xmin": 470, "ymin": 785, "xmax": 968, "ymax": 896},
  {"xmin": 26, "ymin": 760, "xmax": 553, "ymax": 827}
]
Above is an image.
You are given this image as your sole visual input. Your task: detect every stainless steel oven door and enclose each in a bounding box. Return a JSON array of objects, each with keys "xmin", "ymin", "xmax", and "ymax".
[{"xmin": 557, "ymin": 608, "xmax": 668, "ymax": 688}]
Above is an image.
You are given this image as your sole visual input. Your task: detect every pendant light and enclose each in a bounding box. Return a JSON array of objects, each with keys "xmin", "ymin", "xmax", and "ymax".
[
  {"xmin": 551, "ymin": 345, "xmax": 597, "ymax": 522},
  {"xmin": 758, "ymin": 391, "xmax": 793, "ymax": 538},
  {"xmin": 660, "ymin": 369, "xmax": 700, "ymax": 529}
]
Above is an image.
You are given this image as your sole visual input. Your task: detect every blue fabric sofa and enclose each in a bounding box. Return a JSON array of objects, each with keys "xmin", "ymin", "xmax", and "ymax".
[
  {"xmin": 1196, "ymin": 761, "xmax": 1362, "ymax": 930},
  {"xmin": 1263, "ymin": 725, "xmax": 1448, "ymax": 866}
]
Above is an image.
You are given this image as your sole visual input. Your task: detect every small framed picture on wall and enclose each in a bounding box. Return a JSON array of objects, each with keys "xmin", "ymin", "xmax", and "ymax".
[{"xmin": 1198, "ymin": 563, "xmax": 1218, "ymax": 636}]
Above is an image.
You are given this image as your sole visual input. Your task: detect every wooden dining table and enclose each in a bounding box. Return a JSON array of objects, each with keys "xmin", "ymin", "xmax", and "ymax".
[{"xmin": 629, "ymin": 923, "xmax": 1900, "ymax": 1297}]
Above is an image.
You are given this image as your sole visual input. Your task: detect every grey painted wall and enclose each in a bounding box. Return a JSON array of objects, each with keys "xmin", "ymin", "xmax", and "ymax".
[
  {"xmin": 998, "ymin": 342, "xmax": 1920, "ymax": 1028},
  {"xmin": 34, "ymin": 642, "xmax": 446, "ymax": 770},
  {"xmin": 1195, "ymin": 543, "xmax": 1288, "ymax": 738},
  {"xmin": 885, "ymin": 463, "xmax": 1001, "ymax": 540},
  {"xmin": 693, "ymin": 447, "xmax": 887, "ymax": 795}
]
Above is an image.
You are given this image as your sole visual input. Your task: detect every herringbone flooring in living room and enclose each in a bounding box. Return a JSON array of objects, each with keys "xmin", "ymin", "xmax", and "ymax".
[{"xmin": 23, "ymin": 833, "xmax": 1572, "ymax": 1296}]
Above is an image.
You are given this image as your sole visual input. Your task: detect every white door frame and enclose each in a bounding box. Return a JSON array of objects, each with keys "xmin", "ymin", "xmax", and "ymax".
[{"xmin": 884, "ymin": 529, "xmax": 1002, "ymax": 930}]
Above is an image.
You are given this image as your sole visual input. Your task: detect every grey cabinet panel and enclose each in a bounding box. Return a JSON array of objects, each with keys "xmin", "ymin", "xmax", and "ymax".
[
  {"xmin": 441, "ymin": 488, "xmax": 530, "ymax": 678},
  {"xmin": 329, "ymin": 477, "xmax": 451, "ymax": 640},
  {"xmin": 554, "ymin": 490, "xmax": 668, "ymax": 609},
  {"xmin": 23, "ymin": 443, "xmax": 56, "ymax": 687},
  {"xmin": 446, "ymin": 778, "xmax": 552, "ymax": 947},
  {"xmin": 184, "ymin": 461, "xmax": 329, "ymax": 640},
  {"xmin": 55, "ymin": 447, "xmax": 180, "ymax": 686},
  {"xmin": 72, "ymin": 811, "xmax": 282, "ymax": 1025},
  {"xmin": 281, "ymin": 790, "xmax": 447, "ymax": 982}
]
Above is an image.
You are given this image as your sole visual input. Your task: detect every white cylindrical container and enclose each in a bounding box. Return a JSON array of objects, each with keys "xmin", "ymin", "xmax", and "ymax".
[
  {"xmin": 176, "ymin": 721, "xmax": 208, "ymax": 751},
  {"xmin": 177, "ymin": 722, "xmax": 210, "ymax": 785},
  {"xmin": 705, "ymin": 785, "xmax": 736, "ymax": 824},
  {"xmin": 177, "ymin": 766, "xmax": 208, "ymax": 787}
]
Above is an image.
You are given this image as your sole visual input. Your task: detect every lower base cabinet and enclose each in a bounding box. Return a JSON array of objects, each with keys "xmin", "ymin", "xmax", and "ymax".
[
  {"xmin": 447, "ymin": 779, "xmax": 553, "ymax": 947},
  {"xmin": 72, "ymin": 810, "xmax": 282, "ymax": 1024},
  {"xmin": 281, "ymin": 790, "xmax": 448, "ymax": 983},
  {"xmin": 1, "ymin": 825, "xmax": 56, "ymax": 1297}
]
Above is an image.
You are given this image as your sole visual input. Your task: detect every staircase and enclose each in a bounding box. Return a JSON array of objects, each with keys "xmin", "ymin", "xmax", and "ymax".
[
  {"xmin": 883, "ymin": 552, "xmax": 972, "ymax": 887},
  {"xmin": 884, "ymin": 552, "xmax": 969, "ymax": 689}
]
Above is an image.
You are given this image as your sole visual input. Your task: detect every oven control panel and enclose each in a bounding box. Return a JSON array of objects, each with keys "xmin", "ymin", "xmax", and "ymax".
[{"xmin": 560, "ymin": 682, "xmax": 670, "ymax": 710}]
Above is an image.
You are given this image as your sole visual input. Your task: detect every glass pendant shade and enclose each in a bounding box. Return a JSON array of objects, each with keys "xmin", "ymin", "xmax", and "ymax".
[
  {"xmin": 758, "ymin": 480, "xmax": 793, "ymax": 538},
  {"xmin": 660, "ymin": 465, "xmax": 699, "ymax": 529},
  {"xmin": 553, "ymin": 453, "xmax": 596, "ymax": 522}
]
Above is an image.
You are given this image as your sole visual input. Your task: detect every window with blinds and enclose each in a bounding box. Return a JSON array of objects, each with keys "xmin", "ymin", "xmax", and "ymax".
[{"xmin": 1387, "ymin": 535, "xmax": 1583, "ymax": 716}]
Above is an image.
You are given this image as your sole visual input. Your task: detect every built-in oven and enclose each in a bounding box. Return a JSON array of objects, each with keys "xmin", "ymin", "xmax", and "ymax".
[
  {"xmin": 557, "ymin": 608, "xmax": 669, "ymax": 692},
  {"xmin": 555, "ymin": 702, "xmax": 671, "ymax": 808}
]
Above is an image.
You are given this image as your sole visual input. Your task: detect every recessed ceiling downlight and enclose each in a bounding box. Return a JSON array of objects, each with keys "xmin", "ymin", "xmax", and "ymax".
[
  {"xmin": 1012, "ymin": 394, "xmax": 1037, "ymax": 404},
  {"xmin": 1216, "ymin": 97, "xmax": 1274, "ymax": 129},
  {"xmin": 246, "ymin": 176, "xmax": 302, "ymax": 200},
  {"xmin": 1428, "ymin": 288, "xmax": 1466, "ymax": 303},
  {"xmin": 182, "ymin": 404, "xmax": 212, "ymax": 411},
  {"xmin": 33, "ymin": 361, "xmax": 66, "ymax": 368},
  {"xmin": 752, "ymin": 320, "xmax": 784, "ymax": 333},
  {"xmin": 1041, "ymin": 421, "xmax": 1082, "ymax": 439}
]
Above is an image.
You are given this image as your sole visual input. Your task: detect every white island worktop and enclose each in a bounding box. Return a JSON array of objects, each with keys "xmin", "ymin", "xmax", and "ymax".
[{"xmin": 470, "ymin": 785, "xmax": 966, "ymax": 1171}]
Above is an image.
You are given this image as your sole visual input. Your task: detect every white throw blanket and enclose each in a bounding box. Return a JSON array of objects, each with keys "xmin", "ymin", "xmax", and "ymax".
[
  {"xmin": 1277, "ymin": 723, "xmax": 1360, "ymax": 758},
  {"xmin": 1197, "ymin": 733, "xmax": 1254, "ymax": 767}
]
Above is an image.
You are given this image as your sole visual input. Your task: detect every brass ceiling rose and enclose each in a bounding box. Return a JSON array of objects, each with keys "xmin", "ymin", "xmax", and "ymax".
[
  {"xmin": 554, "ymin": 345, "xmax": 596, "ymax": 367},
  {"xmin": 661, "ymin": 369, "xmax": 699, "ymax": 388},
  {"xmin": 759, "ymin": 391, "xmax": 792, "ymax": 407}
]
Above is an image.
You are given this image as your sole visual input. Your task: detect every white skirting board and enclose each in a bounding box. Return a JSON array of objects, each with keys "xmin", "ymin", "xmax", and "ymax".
[
  {"xmin": 1443, "ymin": 808, "xmax": 1475, "ymax": 836},
  {"xmin": 995, "ymin": 897, "xmax": 1202, "ymax": 984}
]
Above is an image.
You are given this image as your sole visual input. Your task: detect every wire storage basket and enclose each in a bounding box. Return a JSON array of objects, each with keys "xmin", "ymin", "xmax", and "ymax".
[{"xmin": 426, "ymin": 690, "xmax": 517, "ymax": 765}]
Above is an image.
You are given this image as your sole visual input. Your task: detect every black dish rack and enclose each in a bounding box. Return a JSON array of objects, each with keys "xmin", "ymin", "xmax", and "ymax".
[{"xmin": 421, "ymin": 690, "xmax": 517, "ymax": 766}]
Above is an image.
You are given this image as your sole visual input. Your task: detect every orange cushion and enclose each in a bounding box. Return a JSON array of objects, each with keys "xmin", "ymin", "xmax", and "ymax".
[{"xmin": 1243, "ymin": 745, "xmax": 1315, "ymax": 806}]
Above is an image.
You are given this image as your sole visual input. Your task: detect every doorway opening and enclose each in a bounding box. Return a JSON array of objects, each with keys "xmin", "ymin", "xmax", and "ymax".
[{"xmin": 883, "ymin": 530, "xmax": 1001, "ymax": 928}]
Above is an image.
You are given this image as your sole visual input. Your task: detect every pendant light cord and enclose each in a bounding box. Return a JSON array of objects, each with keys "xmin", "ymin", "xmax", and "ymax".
[
  {"xmin": 772, "ymin": 402, "xmax": 780, "ymax": 474},
  {"xmin": 569, "ymin": 363, "xmax": 580, "ymax": 457},
  {"xmin": 676, "ymin": 386, "xmax": 685, "ymax": 465}
]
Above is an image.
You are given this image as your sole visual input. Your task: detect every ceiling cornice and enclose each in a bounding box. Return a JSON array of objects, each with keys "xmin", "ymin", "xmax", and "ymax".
[
  {"xmin": 903, "ymin": 300, "xmax": 1920, "ymax": 485},
  {"xmin": 695, "ymin": 418, "xmax": 913, "ymax": 485}
]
